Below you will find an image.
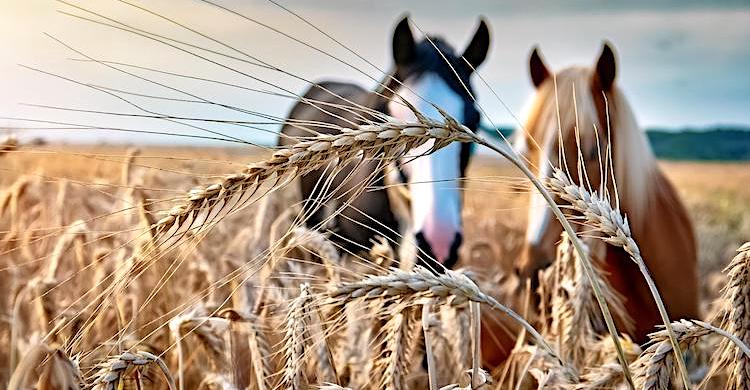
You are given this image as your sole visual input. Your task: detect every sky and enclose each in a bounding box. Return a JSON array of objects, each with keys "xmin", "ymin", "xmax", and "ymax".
[{"xmin": 1, "ymin": 0, "xmax": 749, "ymax": 145}]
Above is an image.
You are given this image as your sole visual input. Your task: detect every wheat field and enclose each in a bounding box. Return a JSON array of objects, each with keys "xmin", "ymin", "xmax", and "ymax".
[
  {"xmin": 1, "ymin": 2, "xmax": 748, "ymax": 388},
  {"xmin": 1, "ymin": 139, "xmax": 749, "ymax": 390}
]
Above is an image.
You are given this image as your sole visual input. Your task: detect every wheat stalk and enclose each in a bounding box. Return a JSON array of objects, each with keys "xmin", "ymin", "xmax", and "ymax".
[
  {"xmin": 318, "ymin": 384, "xmax": 353, "ymax": 390},
  {"xmin": 247, "ymin": 314, "xmax": 273, "ymax": 390},
  {"xmin": 438, "ymin": 368, "xmax": 492, "ymax": 390},
  {"xmin": 472, "ymin": 140, "xmax": 635, "ymax": 388},
  {"xmin": 169, "ymin": 310, "xmax": 229, "ymax": 390},
  {"xmin": 545, "ymin": 167, "xmax": 690, "ymax": 388},
  {"xmin": 121, "ymin": 147, "xmax": 141, "ymax": 186},
  {"xmin": 422, "ymin": 301, "xmax": 440, "ymax": 390},
  {"xmin": 287, "ymin": 227, "xmax": 342, "ymax": 282}
]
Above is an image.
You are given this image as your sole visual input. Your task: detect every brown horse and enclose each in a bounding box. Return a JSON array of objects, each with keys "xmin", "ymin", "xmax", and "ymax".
[{"xmin": 513, "ymin": 43, "xmax": 699, "ymax": 345}]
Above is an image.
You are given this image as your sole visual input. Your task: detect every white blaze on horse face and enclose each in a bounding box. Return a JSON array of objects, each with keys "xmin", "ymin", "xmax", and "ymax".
[
  {"xmin": 526, "ymin": 129, "xmax": 558, "ymax": 246},
  {"xmin": 388, "ymin": 73, "xmax": 464, "ymax": 263},
  {"xmin": 526, "ymin": 162, "xmax": 552, "ymax": 245}
]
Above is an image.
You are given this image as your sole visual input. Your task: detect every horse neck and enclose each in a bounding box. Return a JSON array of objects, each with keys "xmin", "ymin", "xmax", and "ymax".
[
  {"xmin": 608, "ymin": 91, "xmax": 696, "ymax": 260},
  {"xmin": 607, "ymin": 89, "xmax": 658, "ymax": 234}
]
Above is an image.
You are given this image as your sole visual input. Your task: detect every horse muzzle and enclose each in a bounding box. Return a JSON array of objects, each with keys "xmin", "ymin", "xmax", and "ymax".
[{"xmin": 415, "ymin": 231, "xmax": 463, "ymax": 272}]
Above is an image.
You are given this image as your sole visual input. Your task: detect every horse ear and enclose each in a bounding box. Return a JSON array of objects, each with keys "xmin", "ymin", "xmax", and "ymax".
[
  {"xmin": 392, "ymin": 16, "xmax": 416, "ymax": 67},
  {"xmin": 595, "ymin": 42, "xmax": 617, "ymax": 91},
  {"xmin": 462, "ymin": 18, "xmax": 491, "ymax": 70},
  {"xmin": 529, "ymin": 46, "xmax": 550, "ymax": 88}
]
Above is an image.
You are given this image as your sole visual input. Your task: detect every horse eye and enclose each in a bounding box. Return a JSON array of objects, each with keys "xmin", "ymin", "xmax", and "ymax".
[{"xmin": 586, "ymin": 147, "xmax": 599, "ymax": 162}]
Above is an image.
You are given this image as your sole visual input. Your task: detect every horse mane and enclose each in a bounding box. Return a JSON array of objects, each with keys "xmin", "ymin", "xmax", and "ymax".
[{"xmin": 519, "ymin": 67, "xmax": 658, "ymax": 227}]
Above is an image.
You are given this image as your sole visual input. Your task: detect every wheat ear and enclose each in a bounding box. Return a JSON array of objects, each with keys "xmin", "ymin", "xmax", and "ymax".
[
  {"xmin": 91, "ymin": 351, "xmax": 176, "ymax": 390},
  {"xmin": 545, "ymin": 167, "xmax": 690, "ymax": 388},
  {"xmin": 438, "ymin": 304, "xmax": 471, "ymax": 383},
  {"xmin": 329, "ymin": 266, "xmax": 562, "ymax": 365},
  {"xmin": 631, "ymin": 320, "xmax": 714, "ymax": 390},
  {"xmin": 475, "ymin": 138, "xmax": 634, "ymax": 389},
  {"xmin": 715, "ymin": 242, "xmax": 750, "ymax": 389},
  {"xmin": 151, "ymin": 116, "xmax": 472, "ymax": 243},
  {"xmin": 280, "ymin": 283, "xmax": 314, "ymax": 390},
  {"xmin": 553, "ymin": 234, "xmax": 631, "ymax": 367},
  {"xmin": 377, "ymin": 302, "xmax": 420, "ymax": 390},
  {"xmin": 168, "ymin": 310, "xmax": 228, "ymax": 390}
]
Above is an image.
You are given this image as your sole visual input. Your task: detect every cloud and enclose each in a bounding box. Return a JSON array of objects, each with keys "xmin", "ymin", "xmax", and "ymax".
[{"xmin": 1, "ymin": 0, "xmax": 749, "ymax": 143}]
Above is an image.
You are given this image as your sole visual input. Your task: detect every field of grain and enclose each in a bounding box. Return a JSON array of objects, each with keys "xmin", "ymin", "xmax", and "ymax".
[{"xmin": 1, "ymin": 140, "xmax": 749, "ymax": 390}]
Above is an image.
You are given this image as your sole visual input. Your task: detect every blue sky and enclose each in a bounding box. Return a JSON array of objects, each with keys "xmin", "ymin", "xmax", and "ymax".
[{"xmin": 1, "ymin": 0, "xmax": 749, "ymax": 144}]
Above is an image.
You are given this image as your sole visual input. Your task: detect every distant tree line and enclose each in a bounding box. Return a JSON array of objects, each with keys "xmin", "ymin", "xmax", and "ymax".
[{"xmin": 480, "ymin": 125, "xmax": 750, "ymax": 161}]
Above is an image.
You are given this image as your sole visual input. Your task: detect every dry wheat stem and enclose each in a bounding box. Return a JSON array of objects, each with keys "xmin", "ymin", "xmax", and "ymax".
[
  {"xmin": 439, "ymin": 368, "xmax": 492, "ymax": 390},
  {"xmin": 545, "ymin": 167, "xmax": 690, "ymax": 389},
  {"xmin": 470, "ymin": 301, "xmax": 482, "ymax": 389},
  {"xmin": 168, "ymin": 310, "xmax": 229, "ymax": 390},
  {"xmin": 422, "ymin": 301, "xmax": 438, "ymax": 390},
  {"xmin": 474, "ymin": 138, "xmax": 635, "ymax": 390},
  {"xmin": 329, "ymin": 266, "xmax": 563, "ymax": 366},
  {"xmin": 318, "ymin": 384, "xmax": 353, "ymax": 390},
  {"xmin": 246, "ymin": 314, "xmax": 273, "ymax": 390}
]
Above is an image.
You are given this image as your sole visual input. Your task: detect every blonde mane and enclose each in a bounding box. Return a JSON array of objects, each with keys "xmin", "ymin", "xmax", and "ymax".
[{"xmin": 518, "ymin": 67, "xmax": 657, "ymax": 225}]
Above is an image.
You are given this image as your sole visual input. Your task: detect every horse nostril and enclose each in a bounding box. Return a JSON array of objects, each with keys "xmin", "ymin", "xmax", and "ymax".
[{"xmin": 414, "ymin": 231, "xmax": 463, "ymax": 272}]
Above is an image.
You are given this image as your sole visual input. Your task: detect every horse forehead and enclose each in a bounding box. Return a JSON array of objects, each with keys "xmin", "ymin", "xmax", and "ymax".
[
  {"xmin": 414, "ymin": 38, "xmax": 458, "ymax": 67},
  {"xmin": 527, "ymin": 67, "xmax": 601, "ymax": 140},
  {"xmin": 402, "ymin": 73, "xmax": 466, "ymax": 118}
]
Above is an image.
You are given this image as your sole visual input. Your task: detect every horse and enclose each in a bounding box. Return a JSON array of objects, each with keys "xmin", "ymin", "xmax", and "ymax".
[
  {"xmin": 513, "ymin": 43, "xmax": 699, "ymax": 343},
  {"xmin": 278, "ymin": 16, "xmax": 490, "ymax": 272}
]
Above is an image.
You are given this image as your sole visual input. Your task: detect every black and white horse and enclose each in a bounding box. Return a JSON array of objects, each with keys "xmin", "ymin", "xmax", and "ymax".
[{"xmin": 279, "ymin": 16, "xmax": 490, "ymax": 270}]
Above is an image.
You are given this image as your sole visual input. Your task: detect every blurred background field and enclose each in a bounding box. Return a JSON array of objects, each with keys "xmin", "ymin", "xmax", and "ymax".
[{"xmin": 4, "ymin": 144, "xmax": 748, "ymax": 316}]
